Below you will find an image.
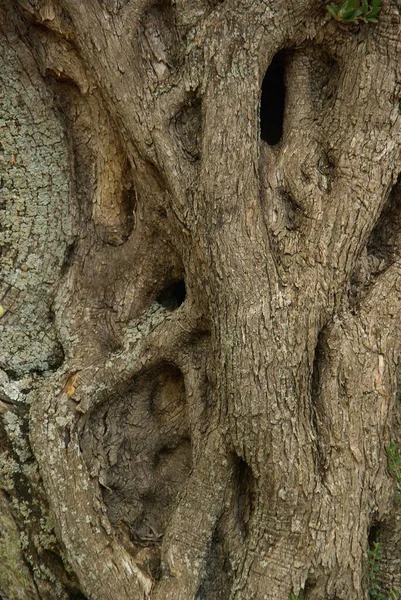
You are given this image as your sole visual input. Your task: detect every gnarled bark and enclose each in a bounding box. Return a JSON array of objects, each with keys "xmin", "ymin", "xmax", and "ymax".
[{"xmin": 1, "ymin": 0, "xmax": 401, "ymax": 599}]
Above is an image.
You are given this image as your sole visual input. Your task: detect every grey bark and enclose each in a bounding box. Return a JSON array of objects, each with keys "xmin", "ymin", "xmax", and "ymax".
[{"xmin": 1, "ymin": 0, "xmax": 401, "ymax": 599}]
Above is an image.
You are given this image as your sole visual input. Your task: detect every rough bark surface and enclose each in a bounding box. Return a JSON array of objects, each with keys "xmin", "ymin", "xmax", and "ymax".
[{"xmin": 1, "ymin": 0, "xmax": 401, "ymax": 599}]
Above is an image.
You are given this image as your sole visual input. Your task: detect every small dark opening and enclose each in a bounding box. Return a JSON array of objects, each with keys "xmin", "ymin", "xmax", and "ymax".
[
  {"xmin": 367, "ymin": 172, "xmax": 401, "ymax": 267},
  {"xmin": 260, "ymin": 51, "xmax": 286, "ymax": 145},
  {"xmin": 303, "ymin": 576, "xmax": 317, "ymax": 598},
  {"xmin": 60, "ymin": 240, "xmax": 77, "ymax": 276},
  {"xmin": 156, "ymin": 280, "xmax": 186, "ymax": 311},
  {"xmin": 368, "ymin": 523, "xmax": 380, "ymax": 546},
  {"xmin": 311, "ymin": 328, "xmax": 325, "ymax": 407},
  {"xmin": 235, "ymin": 454, "xmax": 256, "ymax": 537}
]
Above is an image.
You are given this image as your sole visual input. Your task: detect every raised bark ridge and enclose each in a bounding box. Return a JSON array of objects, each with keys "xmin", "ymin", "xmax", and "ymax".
[{"xmin": 1, "ymin": 0, "xmax": 401, "ymax": 599}]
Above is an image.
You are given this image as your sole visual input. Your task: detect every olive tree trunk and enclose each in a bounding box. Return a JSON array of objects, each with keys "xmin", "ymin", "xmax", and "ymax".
[{"xmin": 1, "ymin": 0, "xmax": 401, "ymax": 599}]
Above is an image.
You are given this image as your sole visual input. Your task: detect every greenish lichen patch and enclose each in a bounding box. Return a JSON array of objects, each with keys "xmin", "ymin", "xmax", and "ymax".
[
  {"xmin": 0, "ymin": 492, "xmax": 40, "ymax": 600},
  {"xmin": 0, "ymin": 33, "xmax": 73, "ymax": 376}
]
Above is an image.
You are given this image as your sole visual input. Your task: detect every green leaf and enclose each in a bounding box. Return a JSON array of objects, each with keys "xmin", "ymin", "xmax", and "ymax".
[
  {"xmin": 327, "ymin": 0, "xmax": 382, "ymax": 24},
  {"xmin": 338, "ymin": 0, "xmax": 358, "ymax": 19},
  {"xmin": 0, "ymin": 305, "xmax": 5, "ymax": 318},
  {"xmin": 341, "ymin": 0, "xmax": 357, "ymax": 12},
  {"xmin": 368, "ymin": 0, "xmax": 383, "ymax": 17},
  {"xmin": 342, "ymin": 8, "xmax": 359, "ymax": 20},
  {"xmin": 327, "ymin": 3, "xmax": 340, "ymax": 17}
]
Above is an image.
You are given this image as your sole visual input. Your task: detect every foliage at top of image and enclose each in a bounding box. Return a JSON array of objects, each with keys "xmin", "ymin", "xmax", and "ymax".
[{"xmin": 326, "ymin": 0, "xmax": 382, "ymax": 23}]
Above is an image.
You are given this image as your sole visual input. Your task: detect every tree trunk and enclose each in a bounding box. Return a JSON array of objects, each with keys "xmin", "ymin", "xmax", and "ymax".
[{"xmin": 1, "ymin": 1, "xmax": 401, "ymax": 599}]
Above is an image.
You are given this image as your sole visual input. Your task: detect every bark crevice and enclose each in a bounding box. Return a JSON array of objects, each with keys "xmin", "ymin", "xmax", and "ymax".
[{"xmin": 260, "ymin": 50, "xmax": 286, "ymax": 146}]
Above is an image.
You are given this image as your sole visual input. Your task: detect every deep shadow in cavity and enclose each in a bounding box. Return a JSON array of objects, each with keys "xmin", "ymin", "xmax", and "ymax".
[
  {"xmin": 349, "ymin": 173, "xmax": 401, "ymax": 307},
  {"xmin": 368, "ymin": 173, "xmax": 401, "ymax": 268},
  {"xmin": 195, "ymin": 523, "xmax": 234, "ymax": 600},
  {"xmin": 156, "ymin": 279, "xmax": 186, "ymax": 311},
  {"xmin": 368, "ymin": 523, "xmax": 380, "ymax": 547},
  {"xmin": 174, "ymin": 97, "xmax": 202, "ymax": 161},
  {"xmin": 60, "ymin": 240, "xmax": 77, "ymax": 276},
  {"xmin": 80, "ymin": 363, "xmax": 191, "ymax": 579},
  {"xmin": 311, "ymin": 328, "xmax": 329, "ymax": 478},
  {"xmin": 235, "ymin": 454, "xmax": 256, "ymax": 537},
  {"xmin": 260, "ymin": 51, "xmax": 286, "ymax": 145}
]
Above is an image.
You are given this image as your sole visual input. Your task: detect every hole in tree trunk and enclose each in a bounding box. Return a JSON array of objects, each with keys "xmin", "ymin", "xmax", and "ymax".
[
  {"xmin": 174, "ymin": 96, "xmax": 202, "ymax": 161},
  {"xmin": 303, "ymin": 577, "xmax": 316, "ymax": 596},
  {"xmin": 235, "ymin": 454, "xmax": 256, "ymax": 537},
  {"xmin": 156, "ymin": 279, "xmax": 186, "ymax": 310},
  {"xmin": 367, "ymin": 523, "xmax": 387, "ymax": 597},
  {"xmin": 260, "ymin": 50, "xmax": 286, "ymax": 145},
  {"xmin": 367, "ymin": 173, "xmax": 401, "ymax": 272},
  {"xmin": 350, "ymin": 173, "xmax": 401, "ymax": 308},
  {"xmin": 80, "ymin": 363, "xmax": 192, "ymax": 576},
  {"xmin": 368, "ymin": 523, "xmax": 380, "ymax": 546}
]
